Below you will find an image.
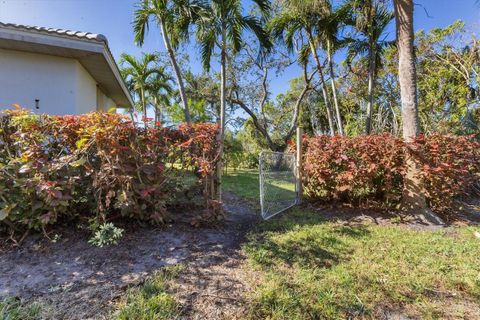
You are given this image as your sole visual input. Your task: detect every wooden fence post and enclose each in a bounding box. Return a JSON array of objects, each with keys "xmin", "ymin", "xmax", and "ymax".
[{"xmin": 296, "ymin": 127, "xmax": 303, "ymax": 204}]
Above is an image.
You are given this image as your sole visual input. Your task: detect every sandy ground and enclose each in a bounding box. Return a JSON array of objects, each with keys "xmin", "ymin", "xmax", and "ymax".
[{"xmin": 0, "ymin": 192, "xmax": 259, "ymax": 319}]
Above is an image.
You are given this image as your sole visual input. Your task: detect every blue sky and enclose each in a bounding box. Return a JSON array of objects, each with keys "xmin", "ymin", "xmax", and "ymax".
[{"xmin": 1, "ymin": 0, "xmax": 479, "ymax": 98}]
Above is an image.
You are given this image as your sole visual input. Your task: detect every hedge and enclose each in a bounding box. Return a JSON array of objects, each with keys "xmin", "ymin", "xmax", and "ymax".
[
  {"xmin": 0, "ymin": 108, "xmax": 221, "ymax": 235},
  {"xmin": 301, "ymin": 133, "xmax": 480, "ymax": 216}
]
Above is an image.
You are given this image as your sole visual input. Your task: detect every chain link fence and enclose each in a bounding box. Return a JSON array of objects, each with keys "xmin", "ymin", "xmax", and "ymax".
[{"xmin": 259, "ymin": 151, "xmax": 299, "ymax": 220}]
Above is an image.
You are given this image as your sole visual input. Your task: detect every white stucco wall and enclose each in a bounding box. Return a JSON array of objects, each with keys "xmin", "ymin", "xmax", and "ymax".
[
  {"xmin": 96, "ymin": 87, "xmax": 117, "ymax": 112},
  {"xmin": 0, "ymin": 48, "xmax": 117, "ymax": 115},
  {"xmin": 75, "ymin": 61, "xmax": 97, "ymax": 114},
  {"xmin": 0, "ymin": 48, "xmax": 77, "ymax": 114}
]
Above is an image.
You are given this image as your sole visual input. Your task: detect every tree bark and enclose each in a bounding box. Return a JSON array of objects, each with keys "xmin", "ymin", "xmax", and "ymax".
[
  {"xmin": 215, "ymin": 24, "xmax": 228, "ymax": 201},
  {"xmin": 159, "ymin": 20, "xmax": 191, "ymax": 124},
  {"xmin": 327, "ymin": 40, "xmax": 344, "ymax": 135},
  {"xmin": 394, "ymin": 0, "xmax": 436, "ymax": 219},
  {"xmin": 140, "ymin": 86, "xmax": 147, "ymax": 127},
  {"xmin": 228, "ymin": 65, "xmax": 313, "ymax": 152},
  {"xmin": 309, "ymin": 38, "xmax": 335, "ymax": 136},
  {"xmin": 365, "ymin": 40, "xmax": 376, "ymax": 134}
]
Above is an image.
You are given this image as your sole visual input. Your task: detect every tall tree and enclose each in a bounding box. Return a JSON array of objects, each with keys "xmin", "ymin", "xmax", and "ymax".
[
  {"xmin": 134, "ymin": 0, "xmax": 202, "ymax": 124},
  {"xmin": 348, "ymin": 0, "xmax": 393, "ymax": 134},
  {"xmin": 318, "ymin": 2, "xmax": 353, "ymax": 135},
  {"xmin": 120, "ymin": 53, "xmax": 161, "ymax": 124},
  {"xmin": 270, "ymin": 0, "xmax": 336, "ymax": 135},
  {"xmin": 196, "ymin": 0, "xmax": 272, "ymax": 199},
  {"xmin": 229, "ymin": 47, "xmax": 315, "ymax": 152},
  {"xmin": 394, "ymin": 0, "xmax": 441, "ymax": 223},
  {"xmin": 146, "ymin": 71, "xmax": 174, "ymax": 126}
]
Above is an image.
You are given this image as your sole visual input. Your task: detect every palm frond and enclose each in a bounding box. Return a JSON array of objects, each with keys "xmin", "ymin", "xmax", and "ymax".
[{"xmin": 133, "ymin": 0, "xmax": 153, "ymax": 46}]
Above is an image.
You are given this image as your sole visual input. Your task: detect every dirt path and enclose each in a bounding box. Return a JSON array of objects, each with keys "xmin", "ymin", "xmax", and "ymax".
[
  {"xmin": 169, "ymin": 192, "xmax": 259, "ymax": 320},
  {"xmin": 0, "ymin": 192, "xmax": 259, "ymax": 319}
]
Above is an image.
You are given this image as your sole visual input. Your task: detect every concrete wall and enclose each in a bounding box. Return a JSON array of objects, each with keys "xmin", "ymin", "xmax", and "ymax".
[{"xmin": 0, "ymin": 48, "xmax": 117, "ymax": 115}]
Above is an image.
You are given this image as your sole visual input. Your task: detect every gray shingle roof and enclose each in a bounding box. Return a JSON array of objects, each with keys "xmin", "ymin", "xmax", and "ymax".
[{"xmin": 0, "ymin": 22, "xmax": 108, "ymax": 44}]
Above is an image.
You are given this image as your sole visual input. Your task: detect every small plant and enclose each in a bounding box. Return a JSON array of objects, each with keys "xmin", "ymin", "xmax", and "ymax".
[{"xmin": 88, "ymin": 222, "xmax": 124, "ymax": 247}]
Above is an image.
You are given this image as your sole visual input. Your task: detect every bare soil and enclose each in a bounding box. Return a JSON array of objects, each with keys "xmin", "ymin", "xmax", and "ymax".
[{"xmin": 0, "ymin": 192, "xmax": 259, "ymax": 319}]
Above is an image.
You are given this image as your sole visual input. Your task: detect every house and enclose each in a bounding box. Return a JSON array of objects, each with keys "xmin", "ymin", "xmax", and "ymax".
[{"xmin": 0, "ymin": 22, "xmax": 133, "ymax": 115}]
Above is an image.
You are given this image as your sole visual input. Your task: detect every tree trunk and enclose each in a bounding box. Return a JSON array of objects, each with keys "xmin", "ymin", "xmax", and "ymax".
[
  {"xmin": 159, "ymin": 20, "xmax": 191, "ymax": 124},
  {"xmin": 309, "ymin": 39, "xmax": 335, "ymax": 136},
  {"xmin": 365, "ymin": 40, "xmax": 376, "ymax": 134},
  {"xmin": 215, "ymin": 24, "xmax": 227, "ymax": 202},
  {"xmin": 394, "ymin": 0, "xmax": 440, "ymax": 222},
  {"xmin": 141, "ymin": 87, "xmax": 147, "ymax": 127},
  {"xmin": 327, "ymin": 40, "xmax": 344, "ymax": 135},
  {"xmin": 154, "ymin": 96, "xmax": 161, "ymax": 127}
]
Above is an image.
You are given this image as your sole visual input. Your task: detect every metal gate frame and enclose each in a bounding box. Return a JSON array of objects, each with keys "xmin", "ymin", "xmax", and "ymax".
[
  {"xmin": 258, "ymin": 128, "xmax": 303, "ymax": 220},
  {"xmin": 259, "ymin": 151, "xmax": 299, "ymax": 220}
]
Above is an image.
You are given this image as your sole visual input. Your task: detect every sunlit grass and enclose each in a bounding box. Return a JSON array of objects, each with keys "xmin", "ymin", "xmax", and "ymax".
[
  {"xmin": 115, "ymin": 266, "xmax": 182, "ymax": 320},
  {"xmin": 0, "ymin": 297, "xmax": 42, "ymax": 320},
  {"xmin": 243, "ymin": 208, "xmax": 480, "ymax": 319},
  {"xmin": 223, "ymin": 168, "xmax": 295, "ymax": 203}
]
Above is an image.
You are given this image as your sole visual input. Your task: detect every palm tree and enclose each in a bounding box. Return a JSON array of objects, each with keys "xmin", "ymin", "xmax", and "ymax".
[
  {"xmin": 317, "ymin": 1, "xmax": 353, "ymax": 135},
  {"xmin": 270, "ymin": 0, "xmax": 336, "ymax": 136},
  {"xmin": 146, "ymin": 71, "xmax": 174, "ymax": 126},
  {"xmin": 134, "ymin": 0, "xmax": 203, "ymax": 124},
  {"xmin": 196, "ymin": 0, "xmax": 272, "ymax": 199},
  {"xmin": 120, "ymin": 53, "xmax": 161, "ymax": 124},
  {"xmin": 347, "ymin": 0, "xmax": 394, "ymax": 134},
  {"xmin": 393, "ymin": 0, "xmax": 429, "ymax": 216}
]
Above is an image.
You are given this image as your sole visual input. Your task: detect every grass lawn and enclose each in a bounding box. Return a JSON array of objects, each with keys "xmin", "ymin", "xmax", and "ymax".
[
  {"xmin": 223, "ymin": 169, "xmax": 261, "ymax": 201},
  {"xmin": 223, "ymin": 168, "xmax": 296, "ymax": 204},
  {"xmin": 243, "ymin": 208, "xmax": 480, "ymax": 319},
  {"xmin": 225, "ymin": 169, "xmax": 480, "ymax": 318}
]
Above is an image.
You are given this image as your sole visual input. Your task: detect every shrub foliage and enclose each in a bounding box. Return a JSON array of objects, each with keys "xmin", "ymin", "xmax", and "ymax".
[
  {"xmin": 301, "ymin": 133, "xmax": 480, "ymax": 214},
  {"xmin": 0, "ymin": 109, "xmax": 220, "ymax": 235}
]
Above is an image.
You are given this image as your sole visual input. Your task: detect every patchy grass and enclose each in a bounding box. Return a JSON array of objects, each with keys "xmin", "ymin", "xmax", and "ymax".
[
  {"xmin": 243, "ymin": 208, "xmax": 480, "ymax": 319},
  {"xmin": 0, "ymin": 297, "xmax": 42, "ymax": 320},
  {"xmin": 114, "ymin": 266, "xmax": 183, "ymax": 320}
]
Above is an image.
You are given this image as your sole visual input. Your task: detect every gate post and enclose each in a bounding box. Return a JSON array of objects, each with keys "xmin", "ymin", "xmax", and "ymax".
[{"xmin": 296, "ymin": 127, "xmax": 303, "ymax": 204}]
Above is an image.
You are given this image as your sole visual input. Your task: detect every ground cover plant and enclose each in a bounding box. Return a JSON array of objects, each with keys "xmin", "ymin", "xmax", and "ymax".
[{"xmin": 0, "ymin": 108, "xmax": 220, "ymax": 241}]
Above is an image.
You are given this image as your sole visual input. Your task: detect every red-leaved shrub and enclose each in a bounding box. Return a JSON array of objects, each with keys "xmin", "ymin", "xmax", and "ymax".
[
  {"xmin": 301, "ymin": 133, "xmax": 480, "ymax": 214},
  {"xmin": 302, "ymin": 134, "xmax": 405, "ymax": 205},
  {"xmin": 0, "ymin": 109, "xmax": 220, "ymax": 234},
  {"xmin": 411, "ymin": 133, "xmax": 480, "ymax": 212}
]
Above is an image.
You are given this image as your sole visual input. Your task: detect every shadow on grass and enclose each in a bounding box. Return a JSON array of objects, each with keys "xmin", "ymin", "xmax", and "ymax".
[{"xmin": 244, "ymin": 208, "xmax": 372, "ymax": 270}]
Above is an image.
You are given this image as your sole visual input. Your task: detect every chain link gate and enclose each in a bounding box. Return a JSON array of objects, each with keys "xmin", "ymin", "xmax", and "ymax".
[{"xmin": 259, "ymin": 151, "xmax": 300, "ymax": 220}]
